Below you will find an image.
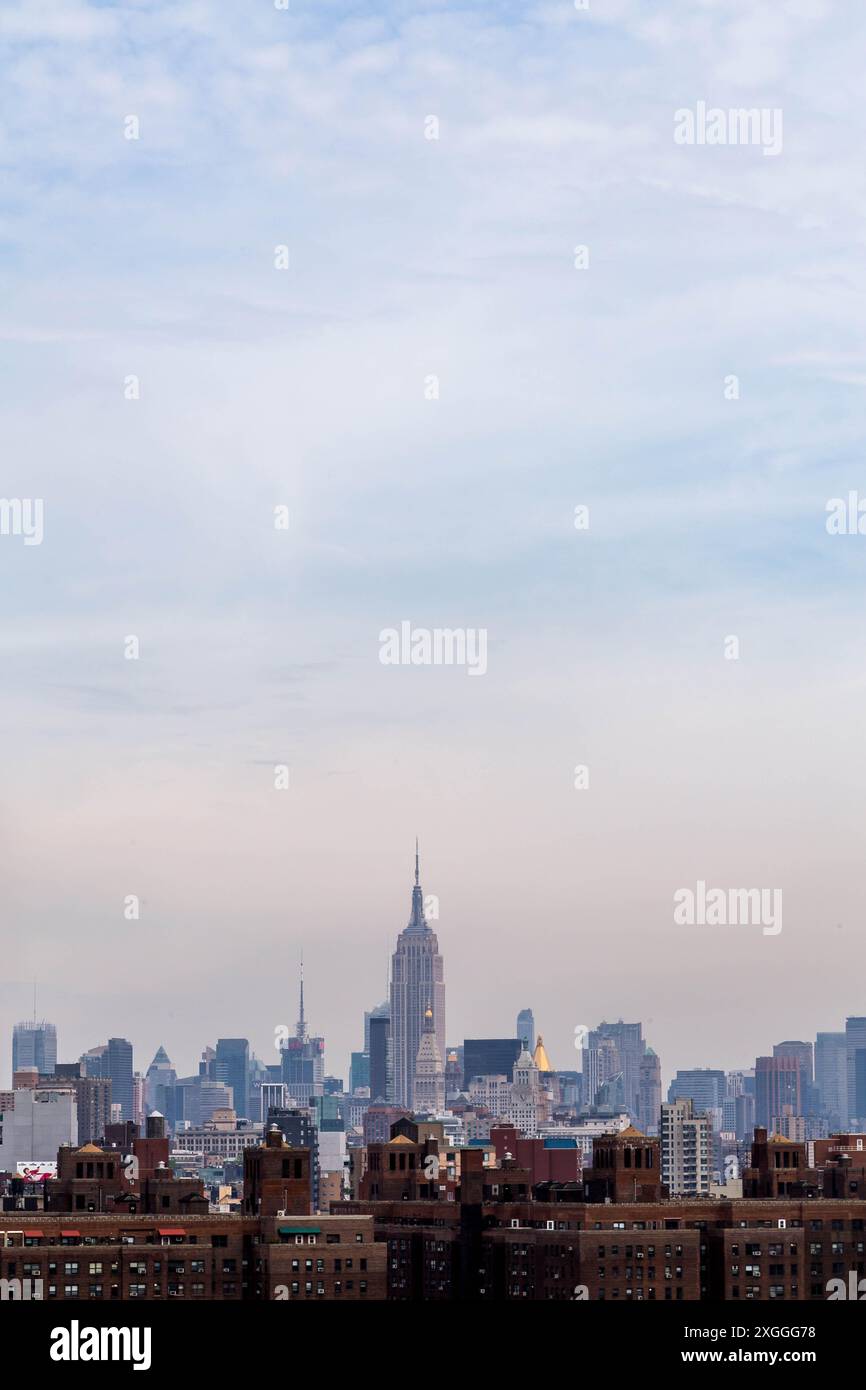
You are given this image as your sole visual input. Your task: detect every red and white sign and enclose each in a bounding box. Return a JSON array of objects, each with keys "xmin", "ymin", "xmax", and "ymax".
[{"xmin": 16, "ymin": 1161, "xmax": 57, "ymax": 1182}]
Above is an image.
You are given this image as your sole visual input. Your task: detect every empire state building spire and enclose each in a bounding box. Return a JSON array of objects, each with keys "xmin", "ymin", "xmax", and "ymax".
[{"xmin": 408, "ymin": 837, "xmax": 427, "ymax": 932}]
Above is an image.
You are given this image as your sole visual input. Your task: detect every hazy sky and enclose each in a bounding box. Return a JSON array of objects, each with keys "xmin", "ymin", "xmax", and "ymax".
[{"xmin": 2, "ymin": 0, "xmax": 866, "ymax": 1092}]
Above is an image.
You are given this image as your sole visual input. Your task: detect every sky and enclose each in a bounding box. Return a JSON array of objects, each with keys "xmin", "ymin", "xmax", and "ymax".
[{"xmin": 2, "ymin": 0, "xmax": 866, "ymax": 1092}]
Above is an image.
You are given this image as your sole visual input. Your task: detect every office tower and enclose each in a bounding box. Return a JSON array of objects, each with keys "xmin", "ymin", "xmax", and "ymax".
[
  {"xmin": 583, "ymin": 1022, "xmax": 644, "ymax": 1121},
  {"xmin": 463, "ymin": 1039, "xmax": 522, "ymax": 1090},
  {"xmin": 12, "ymin": 1020, "xmax": 57, "ymax": 1076},
  {"xmin": 88, "ymin": 1038, "xmax": 133, "ymax": 1123},
  {"xmin": 516, "ymin": 1008, "xmax": 535, "ymax": 1053},
  {"xmin": 755, "ymin": 1055, "xmax": 801, "ymax": 1130},
  {"xmin": 845, "ymin": 1017, "xmax": 866, "ymax": 1128},
  {"xmin": 0, "ymin": 1087, "xmax": 77, "ymax": 1166},
  {"xmin": 80, "ymin": 1045, "xmax": 107, "ymax": 1078},
  {"xmin": 816, "ymin": 1032, "xmax": 848, "ymax": 1132},
  {"xmin": 364, "ymin": 1002, "xmax": 389, "ymax": 1053},
  {"xmin": 281, "ymin": 962, "xmax": 325, "ymax": 1102},
  {"xmin": 639, "ymin": 1047, "xmax": 662, "ymax": 1136},
  {"xmin": 667, "ymin": 1069, "xmax": 726, "ymax": 1113},
  {"xmin": 32, "ymin": 1063, "xmax": 112, "ymax": 1146},
  {"xmin": 390, "ymin": 843, "xmax": 445, "ymax": 1109},
  {"xmin": 214, "ymin": 1038, "xmax": 250, "ymax": 1120},
  {"xmin": 773, "ymin": 1040, "xmax": 815, "ymax": 1115},
  {"xmin": 774, "ymin": 1040, "xmax": 813, "ymax": 1084},
  {"xmin": 368, "ymin": 1008, "xmax": 391, "ymax": 1102},
  {"xmin": 721, "ymin": 1090, "xmax": 755, "ymax": 1144},
  {"xmin": 350, "ymin": 1052, "xmax": 370, "ymax": 1092},
  {"xmin": 854, "ymin": 1051, "xmax": 866, "ymax": 1132},
  {"xmin": 582, "ymin": 1034, "xmax": 620, "ymax": 1109},
  {"xmin": 661, "ymin": 1098, "xmax": 710, "ymax": 1196},
  {"xmin": 413, "ymin": 1007, "xmax": 446, "ymax": 1114},
  {"xmin": 144, "ymin": 1045, "xmax": 176, "ymax": 1124},
  {"xmin": 196, "ymin": 1080, "xmax": 234, "ymax": 1126}
]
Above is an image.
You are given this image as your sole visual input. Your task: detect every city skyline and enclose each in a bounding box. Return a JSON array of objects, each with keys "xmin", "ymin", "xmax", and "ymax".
[{"xmin": 3, "ymin": 843, "xmax": 863, "ymax": 1099}]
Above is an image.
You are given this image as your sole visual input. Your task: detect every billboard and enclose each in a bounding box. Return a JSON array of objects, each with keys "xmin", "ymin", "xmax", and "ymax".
[{"xmin": 16, "ymin": 1161, "xmax": 57, "ymax": 1182}]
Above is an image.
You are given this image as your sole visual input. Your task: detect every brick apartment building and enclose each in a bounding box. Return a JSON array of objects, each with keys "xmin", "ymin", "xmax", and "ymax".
[
  {"xmin": 3, "ymin": 1120, "xmax": 866, "ymax": 1302},
  {"xmin": 341, "ymin": 1121, "xmax": 866, "ymax": 1301},
  {"xmin": 0, "ymin": 1210, "xmax": 384, "ymax": 1301}
]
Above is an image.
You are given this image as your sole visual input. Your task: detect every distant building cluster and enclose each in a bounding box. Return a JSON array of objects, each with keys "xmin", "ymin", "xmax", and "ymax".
[{"xmin": 3, "ymin": 850, "xmax": 866, "ymax": 1302}]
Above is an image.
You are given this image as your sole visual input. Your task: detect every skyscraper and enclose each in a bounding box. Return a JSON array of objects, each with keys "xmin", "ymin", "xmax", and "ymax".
[
  {"xmin": 583, "ymin": 1021, "xmax": 644, "ymax": 1121},
  {"xmin": 463, "ymin": 1038, "xmax": 522, "ymax": 1089},
  {"xmin": 639, "ymin": 1047, "xmax": 662, "ymax": 1136},
  {"xmin": 368, "ymin": 1004, "xmax": 391, "ymax": 1103},
  {"xmin": 845, "ymin": 1017, "xmax": 866, "ymax": 1128},
  {"xmin": 12, "ymin": 1020, "xmax": 57, "ymax": 1076},
  {"xmin": 106, "ymin": 1038, "xmax": 134, "ymax": 1123},
  {"xmin": 214, "ymin": 1038, "xmax": 250, "ymax": 1120},
  {"xmin": 755, "ymin": 1055, "xmax": 801, "ymax": 1130},
  {"xmin": 773, "ymin": 1040, "xmax": 815, "ymax": 1118},
  {"xmin": 667, "ymin": 1069, "xmax": 726, "ymax": 1113},
  {"xmin": 281, "ymin": 960, "xmax": 325, "ymax": 1102},
  {"xmin": 390, "ymin": 843, "xmax": 445, "ymax": 1109},
  {"xmin": 516, "ymin": 1008, "xmax": 535, "ymax": 1053},
  {"xmin": 815, "ymin": 1032, "xmax": 847, "ymax": 1131},
  {"xmin": 145, "ymin": 1045, "xmax": 176, "ymax": 1121}
]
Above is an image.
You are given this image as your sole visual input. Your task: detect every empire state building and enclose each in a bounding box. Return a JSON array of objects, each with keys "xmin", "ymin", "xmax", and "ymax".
[{"xmin": 390, "ymin": 843, "xmax": 445, "ymax": 1108}]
